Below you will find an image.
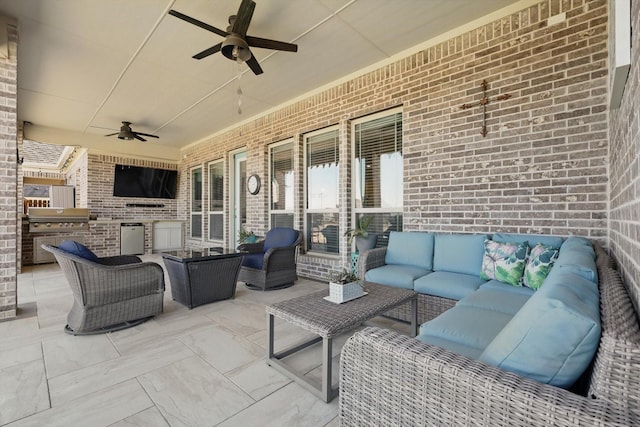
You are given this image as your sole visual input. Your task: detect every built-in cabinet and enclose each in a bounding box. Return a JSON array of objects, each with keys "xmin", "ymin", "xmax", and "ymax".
[
  {"xmin": 33, "ymin": 235, "xmax": 85, "ymax": 264},
  {"xmin": 152, "ymin": 221, "xmax": 183, "ymax": 251}
]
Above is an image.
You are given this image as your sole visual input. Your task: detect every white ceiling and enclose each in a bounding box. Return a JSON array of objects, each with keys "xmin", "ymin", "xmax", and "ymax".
[{"xmin": 0, "ymin": 0, "xmax": 523, "ymax": 160}]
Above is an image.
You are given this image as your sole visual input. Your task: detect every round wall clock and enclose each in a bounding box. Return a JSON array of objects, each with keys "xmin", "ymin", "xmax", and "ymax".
[{"xmin": 247, "ymin": 174, "xmax": 261, "ymax": 195}]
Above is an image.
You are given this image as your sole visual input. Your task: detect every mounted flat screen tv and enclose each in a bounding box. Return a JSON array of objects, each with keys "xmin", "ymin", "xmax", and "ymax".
[{"xmin": 113, "ymin": 165, "xmax": 178, "ymax": 199}]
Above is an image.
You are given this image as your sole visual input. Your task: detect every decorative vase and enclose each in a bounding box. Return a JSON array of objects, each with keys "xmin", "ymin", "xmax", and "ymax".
[
  {"xmin": 329, "ymin": 280, "xmax": 365, "ymax": 303},
  {"xmin": 355, "ymin": 234, "xmax": 377, "ymax": 253}
]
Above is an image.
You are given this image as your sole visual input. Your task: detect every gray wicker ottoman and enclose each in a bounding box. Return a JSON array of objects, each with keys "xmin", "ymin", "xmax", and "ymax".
[{"xmin": 266, "ymin": 282, "xmax": 417, "ymax": 402}]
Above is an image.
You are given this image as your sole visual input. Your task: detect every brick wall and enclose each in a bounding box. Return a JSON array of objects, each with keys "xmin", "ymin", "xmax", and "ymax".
[
  {"xmin": 0, "ymin": 20, "xmax": 18, "ymax": 320},
  {"xmin": 609, "ymin": 0, "xmax": 640, "ymax": 311},
  {"xmin": 179, "ymin": 0, "xmax": 610, "ymax": 280}
]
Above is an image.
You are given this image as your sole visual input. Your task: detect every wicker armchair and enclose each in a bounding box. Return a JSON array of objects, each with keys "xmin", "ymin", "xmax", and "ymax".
[
  {"xmin": 42, "ymin": 244, "xmax": 165, "ymax": 335},
  {"xmin": 237, "ymin": 227, "xmax": 302, "ymax": 290}
]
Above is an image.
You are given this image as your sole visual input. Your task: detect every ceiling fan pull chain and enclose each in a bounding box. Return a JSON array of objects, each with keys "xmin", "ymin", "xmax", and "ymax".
[{"xmin": 237, "ymin": 59, "xmax": 243, "ymax": 115}]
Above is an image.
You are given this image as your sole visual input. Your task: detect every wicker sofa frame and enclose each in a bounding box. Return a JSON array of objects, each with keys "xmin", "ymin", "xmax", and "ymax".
[
  {"xmin": 43, "ymin": 244, "xmax": 165, "ymax": 335},
  {"xmin": 340, "ymin": 244, "xmax": 640, "ymax": 426}
]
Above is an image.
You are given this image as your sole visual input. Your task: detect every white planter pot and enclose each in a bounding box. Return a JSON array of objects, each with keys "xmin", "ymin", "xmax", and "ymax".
[{"xmin": 329, "ymin": 280, "xmax": 365, "ymax": 303}]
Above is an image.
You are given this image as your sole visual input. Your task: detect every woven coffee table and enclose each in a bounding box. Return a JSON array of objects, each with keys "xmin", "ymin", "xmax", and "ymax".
[{"xmin": 266, "ymin": 282, "xmax": 417, "ymax": 402}]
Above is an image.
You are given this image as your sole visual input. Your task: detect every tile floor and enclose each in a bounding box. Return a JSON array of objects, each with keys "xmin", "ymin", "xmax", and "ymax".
[{"xmin": 1, "ymin": 255, "xmax": 410, "ymax": 426}]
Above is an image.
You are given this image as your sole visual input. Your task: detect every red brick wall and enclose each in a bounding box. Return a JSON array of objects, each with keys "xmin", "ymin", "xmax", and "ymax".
[{"xmin": 180, "ymin": 0, "xmax": 610, "ymax": 280}]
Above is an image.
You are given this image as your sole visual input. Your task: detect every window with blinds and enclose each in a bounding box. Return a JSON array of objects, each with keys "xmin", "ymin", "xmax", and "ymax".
[
  {"xmin": 191, "ymin": 166, "xmax": 203, "ymax": 239},
  {"xmin": 305, "ymin": 128, "xmax": 340, "ymax": 254},
  {"xmin": 353, "ymin": 110, "xmax": 403, "ymax": 247},
  {"xmin": 208, "ymin": 161, "xmax": 224, "ymax": 241},
  {"xmin": 270, "ymin": 141, "xmax": 294, "ymax": 228}
]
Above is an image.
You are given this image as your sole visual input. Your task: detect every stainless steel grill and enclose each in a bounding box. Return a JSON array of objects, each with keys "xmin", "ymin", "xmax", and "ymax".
[{"xmin": 28, "ymin": 207, "xmax": 90, "ymax": 232}]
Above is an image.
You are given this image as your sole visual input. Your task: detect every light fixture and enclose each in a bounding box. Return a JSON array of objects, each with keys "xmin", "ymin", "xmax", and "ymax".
[{"xmin": 221, "ymin": 34, "xmax": 251, "ymax": 62}]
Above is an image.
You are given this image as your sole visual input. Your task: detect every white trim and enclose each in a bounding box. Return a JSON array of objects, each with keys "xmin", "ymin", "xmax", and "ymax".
[
  {"xmin": 268, "ymin": 139, "xmax": 295, "ymax": 228},
  {"xmin": 189, "ymin": 165, "xmax": 204, "ymax": 240}
]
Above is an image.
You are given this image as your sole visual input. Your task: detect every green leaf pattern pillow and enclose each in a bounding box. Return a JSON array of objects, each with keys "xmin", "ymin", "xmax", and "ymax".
[
  {"xmin": 480, "ymin": 240, "xmax": 529, "ymax": 286},
  {"xmin": 524, "ymin": 243, "xmax": 559, "ymax": 290}
]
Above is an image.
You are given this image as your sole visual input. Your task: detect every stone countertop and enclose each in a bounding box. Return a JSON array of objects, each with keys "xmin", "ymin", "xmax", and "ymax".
[{"xmin": 89, "ymin": 219, "xmax": 185, "ymax": 224}]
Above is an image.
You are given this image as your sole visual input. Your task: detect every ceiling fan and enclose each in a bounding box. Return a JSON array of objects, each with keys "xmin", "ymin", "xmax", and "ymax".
[
  {"xmin": 104, "ymin": 122, "xmax": 159, "ymax": 142},
  {"xmin": 169, "ymin": 0, "xmax": 298, "ymax": 75}
]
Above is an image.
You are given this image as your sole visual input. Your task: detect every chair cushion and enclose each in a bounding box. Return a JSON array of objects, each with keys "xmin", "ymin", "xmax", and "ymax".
[
  {"xmin": 365, "ymin": 265, "xmax": 430, "ymax": 290},
  {"xmin": 433, "ymin": 234, "xmax": 487, "ymax": 276},
  {"xmin": 479, "ymin": 270, "xmax": 600, "ymax": 388},
  {"xmin": 479, "ymin": 240, "xmax": 528, "ymax": 286},
  {"xmin": 555, "ymin": 240, "xmax": 597, "ymax": 283},
  {"xmin": 241, "ymin": 253, "xmax": 264, "ymax": 270},
  {"xmin": 263, "ymin": 227, "xmax": 299, "ymax": 252},
  {"xmin": 492, "ymin": 233, "xmax": 563, "ymax": 250},
  {"xmin": 414, "ymin": 271, "xmax": 485, "ymax": 300},
  {"xmin": 419, "ymin": 306, "xmax": 513, "ymax": 351},
  {"xmin": 523, "ymin": 243, "xmax": 559, "ymax": 290},
  {"xmin": 456, "ymin": 286, "xmax": 531, "ymax": 316},
  {"xmin": 384, "ymin": 231, "xmax": 434, "ymax": 270},
  {"xmin": 58, "ymin": 240, "xmax": 98, "ymax": 261}
]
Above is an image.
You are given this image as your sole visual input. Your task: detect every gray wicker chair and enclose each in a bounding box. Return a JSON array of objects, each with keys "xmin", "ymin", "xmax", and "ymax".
[
  {"xmin": 42, "ymin": 244, "xmax": 165, "ymax": 335},
  {"xmin": 237, "ymin": 227, "xmax": 302, "ymax": 291}
]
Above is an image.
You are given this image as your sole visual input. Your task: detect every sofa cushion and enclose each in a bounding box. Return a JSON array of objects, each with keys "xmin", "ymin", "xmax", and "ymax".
[
  {"xmin": 385, "ymin": 231, "xmax": 434, "ymax": 270},
  {"xmin": 433, "ymin": 234, "xmax": 488, "ymax": 276},
  {"xmin": 456, "ymin": 287, "xmax": 531, "ymax": 316},
  {"xmin": 561, "ymin": 236, "xmax": 595, "ymax": 256},
  {"xmin": 480, "ymin": 279, "xmax": 536, "ymax": 297},
  {"xmin": 414, "ymin": 271, "xmax": 485, "ymax": 300},
  {"xmin": 365, "ymin": 264, "xmax": 431, "ymax": 290},
  {"xmin": 523, "ymin": 243, "xmax": 559, "ymax": 290},
  {"xmin": 415, "ymin": 334, "xmax": 483, "ymax": 359},
  {"xmin": 480, "ymin": 240, "xmax": 528, "ymax": 286},
  {"xmin": 419, "ymin": 306, "xmax": 513, "ymax": 351},
  {"xmin": 555, "ymin": 240, "xmax": 597, "ymax": 283},
  {"xmin": 58, "ymin": 240, "xmax": 98, "ymax": 261},
  {"xmin": 479, "ymin": 271, "xmax": 601, "ymax": 388},
  {"xmin": 492, "ymin": 233, "xmax": 563, "ymax": 250},
  {"xmin": 263, "ymin": 227, "xmax": 299, "ymax": 252}
]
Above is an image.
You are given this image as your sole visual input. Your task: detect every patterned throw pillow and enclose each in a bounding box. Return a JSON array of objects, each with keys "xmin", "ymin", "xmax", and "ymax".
[
  {"xmin": 480, "ymin": 240, "xmax": 529, "ymax": 286},
  {"xmin": 524, "ymin": 243, "xmax": 559, "ymax": 290}
]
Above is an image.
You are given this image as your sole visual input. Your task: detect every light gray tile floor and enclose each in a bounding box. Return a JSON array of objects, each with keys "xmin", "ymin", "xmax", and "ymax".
[{"xmin": 1, "ymin": 255, "xmax": 410, "ymax": 426}]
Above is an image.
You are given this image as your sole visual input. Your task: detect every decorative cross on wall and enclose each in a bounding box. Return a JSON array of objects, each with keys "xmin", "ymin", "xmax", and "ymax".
[{"xmin": 460, "ymin": 79, "xmax": 511, "ymax": 137}]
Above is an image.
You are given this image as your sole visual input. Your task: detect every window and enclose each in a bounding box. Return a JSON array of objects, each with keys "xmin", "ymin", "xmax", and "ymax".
[
  {"xmin": 353, "ymin": 110, "xmax": 403, "ymax": 247},
  {"xmin": 191, "ymin": 166, "xmax": 203, "ymax": 239},
  {"xmin": 305, "ymin": 128, "xmax": 339, "ymax": 254},
  {"xmin": 270, "ymin": 141, "xmax": 294, "ymax": 228},
  {"xmin": 208, "ymin": 161, "xmax": 224, "ymax": 241}
]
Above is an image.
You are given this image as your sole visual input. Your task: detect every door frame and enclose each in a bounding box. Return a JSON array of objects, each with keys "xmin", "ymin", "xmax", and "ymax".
[{"xmin": 229, "ymin": 149, "xmax": 247, "ymax": 247}]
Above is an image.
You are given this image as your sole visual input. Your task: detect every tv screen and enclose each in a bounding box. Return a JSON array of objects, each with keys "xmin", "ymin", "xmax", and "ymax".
[{"xmin": 113, "ymin": 165, "xmax": 177, "ymax": 199}]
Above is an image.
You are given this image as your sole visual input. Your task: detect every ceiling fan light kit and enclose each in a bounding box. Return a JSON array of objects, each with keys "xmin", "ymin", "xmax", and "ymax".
[
  {"xmin": 169, "ymin": 0, "xmax": 297, "ymax": 76},
  {"xmin": 104, "ymin": 121, "xmax": 159, "ymax": 142}
]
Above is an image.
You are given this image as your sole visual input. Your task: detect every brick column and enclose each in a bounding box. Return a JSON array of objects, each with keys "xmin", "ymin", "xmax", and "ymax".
[{"xmin": 0, "ymin": 18, "xmax": 18, "ymax": 321}]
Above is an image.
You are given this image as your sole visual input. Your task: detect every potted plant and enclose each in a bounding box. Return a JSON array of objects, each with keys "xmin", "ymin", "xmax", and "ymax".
[
  {"xmin": 238, "ymin": 227, "xmax": 258, "ymax": 244},
  {"xmin": 327, "ymin": 268, "xmax": 366, "ymax": 303},
  {"xmin": 344, "ymin": 215, "xmax": 377, "ymax": 253}
]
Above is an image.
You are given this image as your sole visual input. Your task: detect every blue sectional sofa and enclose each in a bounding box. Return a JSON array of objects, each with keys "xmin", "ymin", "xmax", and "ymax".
[
  {"xmin": 342, "ymin": 237, "xmax": 640, "ymax": 425},
  {"xmin": 358, "ymin": 232, "xmax": 600, "ymax": 389}
]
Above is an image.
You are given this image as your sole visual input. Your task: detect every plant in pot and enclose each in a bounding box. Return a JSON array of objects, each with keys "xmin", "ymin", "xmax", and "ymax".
[
  {"xmin": 327, "ymin": 268, "xmax": 365, "ymax": 303},
  {"xmin": 344, "ymin": 215, "xmax": 377, "ymax": 253},
  {"xmin": 238, "ymin": 227, "xmax": 258, "ymax": 244}
]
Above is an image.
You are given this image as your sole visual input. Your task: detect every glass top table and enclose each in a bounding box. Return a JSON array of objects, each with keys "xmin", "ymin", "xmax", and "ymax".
[{"xmin": 161, "ymin": 248, "xmax": 245, "ymax": 262}]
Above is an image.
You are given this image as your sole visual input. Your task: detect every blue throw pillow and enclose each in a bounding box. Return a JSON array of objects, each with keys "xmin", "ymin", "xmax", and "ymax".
[{"xmin": 58, "ymin": 240, "xmax": 98, "ymax": 261}]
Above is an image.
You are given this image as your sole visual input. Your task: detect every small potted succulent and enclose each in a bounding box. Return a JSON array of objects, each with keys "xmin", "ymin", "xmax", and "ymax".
[
  {"xmin": 327, "ymin": 268, "xmax": 366, "ymax": 303},
  {"xmin": 344, "ymin": 215, "xmax": 377, "ymax": 253},
  {"xmin": 238, "ymin": 227, "xmax": 258, "ymax": 244}
]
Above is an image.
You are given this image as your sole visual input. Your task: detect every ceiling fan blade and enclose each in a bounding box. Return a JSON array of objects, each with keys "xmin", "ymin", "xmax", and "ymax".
[
  {"xmin": 104, "ymin": 132, "xmax": 119, "ymax": 137},
  {"xmin": 134, "ymin": 135, "xmax": 147, "ymax": 142},
  {"xmin": 245, "ymin": 36, "xmax": 297, "ymax": 52},
  {"xmin": 232, "ymin": 0, "xmax": 255, "ymax": 37},
  {"xmin": 193, "ymin": 43, "xmax": 222, "ymax": 60},
  {"xmin": 245, "ymin": 54, "xmax": 263, "ymax": 75},
  {"xmin": 134, "ymin": 132, "xmax": 159, "ymax": 139},
  {"xmin": 168, "ymin": 10, "xmax": 228, "ymax": 38}
]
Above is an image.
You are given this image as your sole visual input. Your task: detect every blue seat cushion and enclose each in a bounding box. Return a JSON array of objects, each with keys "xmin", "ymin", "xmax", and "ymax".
[
  {"xmin": 415, "ymin": 334, "xmax": 483, "ymax": 360},
  {"xmin": 419, "ymin": 305, "xmax": 513, "ymax": 351},
  {"xmin": 555, "ymin": 241, "xmax": 597, "ymax": 283},
  {"xmin": 384, "ymin": 231, "xmax": 434, "ymax": 270},
  {"xmin": 480, "ymin": 280, "xmax": 536, "ymax": 297},
  {"xmin": 414, "ymin": 271, "xmax": 486, "ymax": 300},
  {"xmin": 492, "ymin": 233, "xmax": 563, "ymax": 250},
  {"xmin": 58, "ymin": 240, "xmax": 98, "ymax": 261},
  {"xmin": 433, "ymin": 234, "xmax": 488, "ymax": 276},
  {"xmin": 479, "ymin": 270, "xmax": 600, "ymax": 388},
  {"xmin": 365, "ymin": 265, "xmax": 430, "ymax": 290},
  {"xmin": 456, "ymin": 286, "xmax": 531, "ymax": 316},
  {"xmin": 263, "ymin": 227, "xmax": 298, "ymax": 252},
  {"xmin": 241, "ymin": 253, "xmax": 264, "ymax": 270}
]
